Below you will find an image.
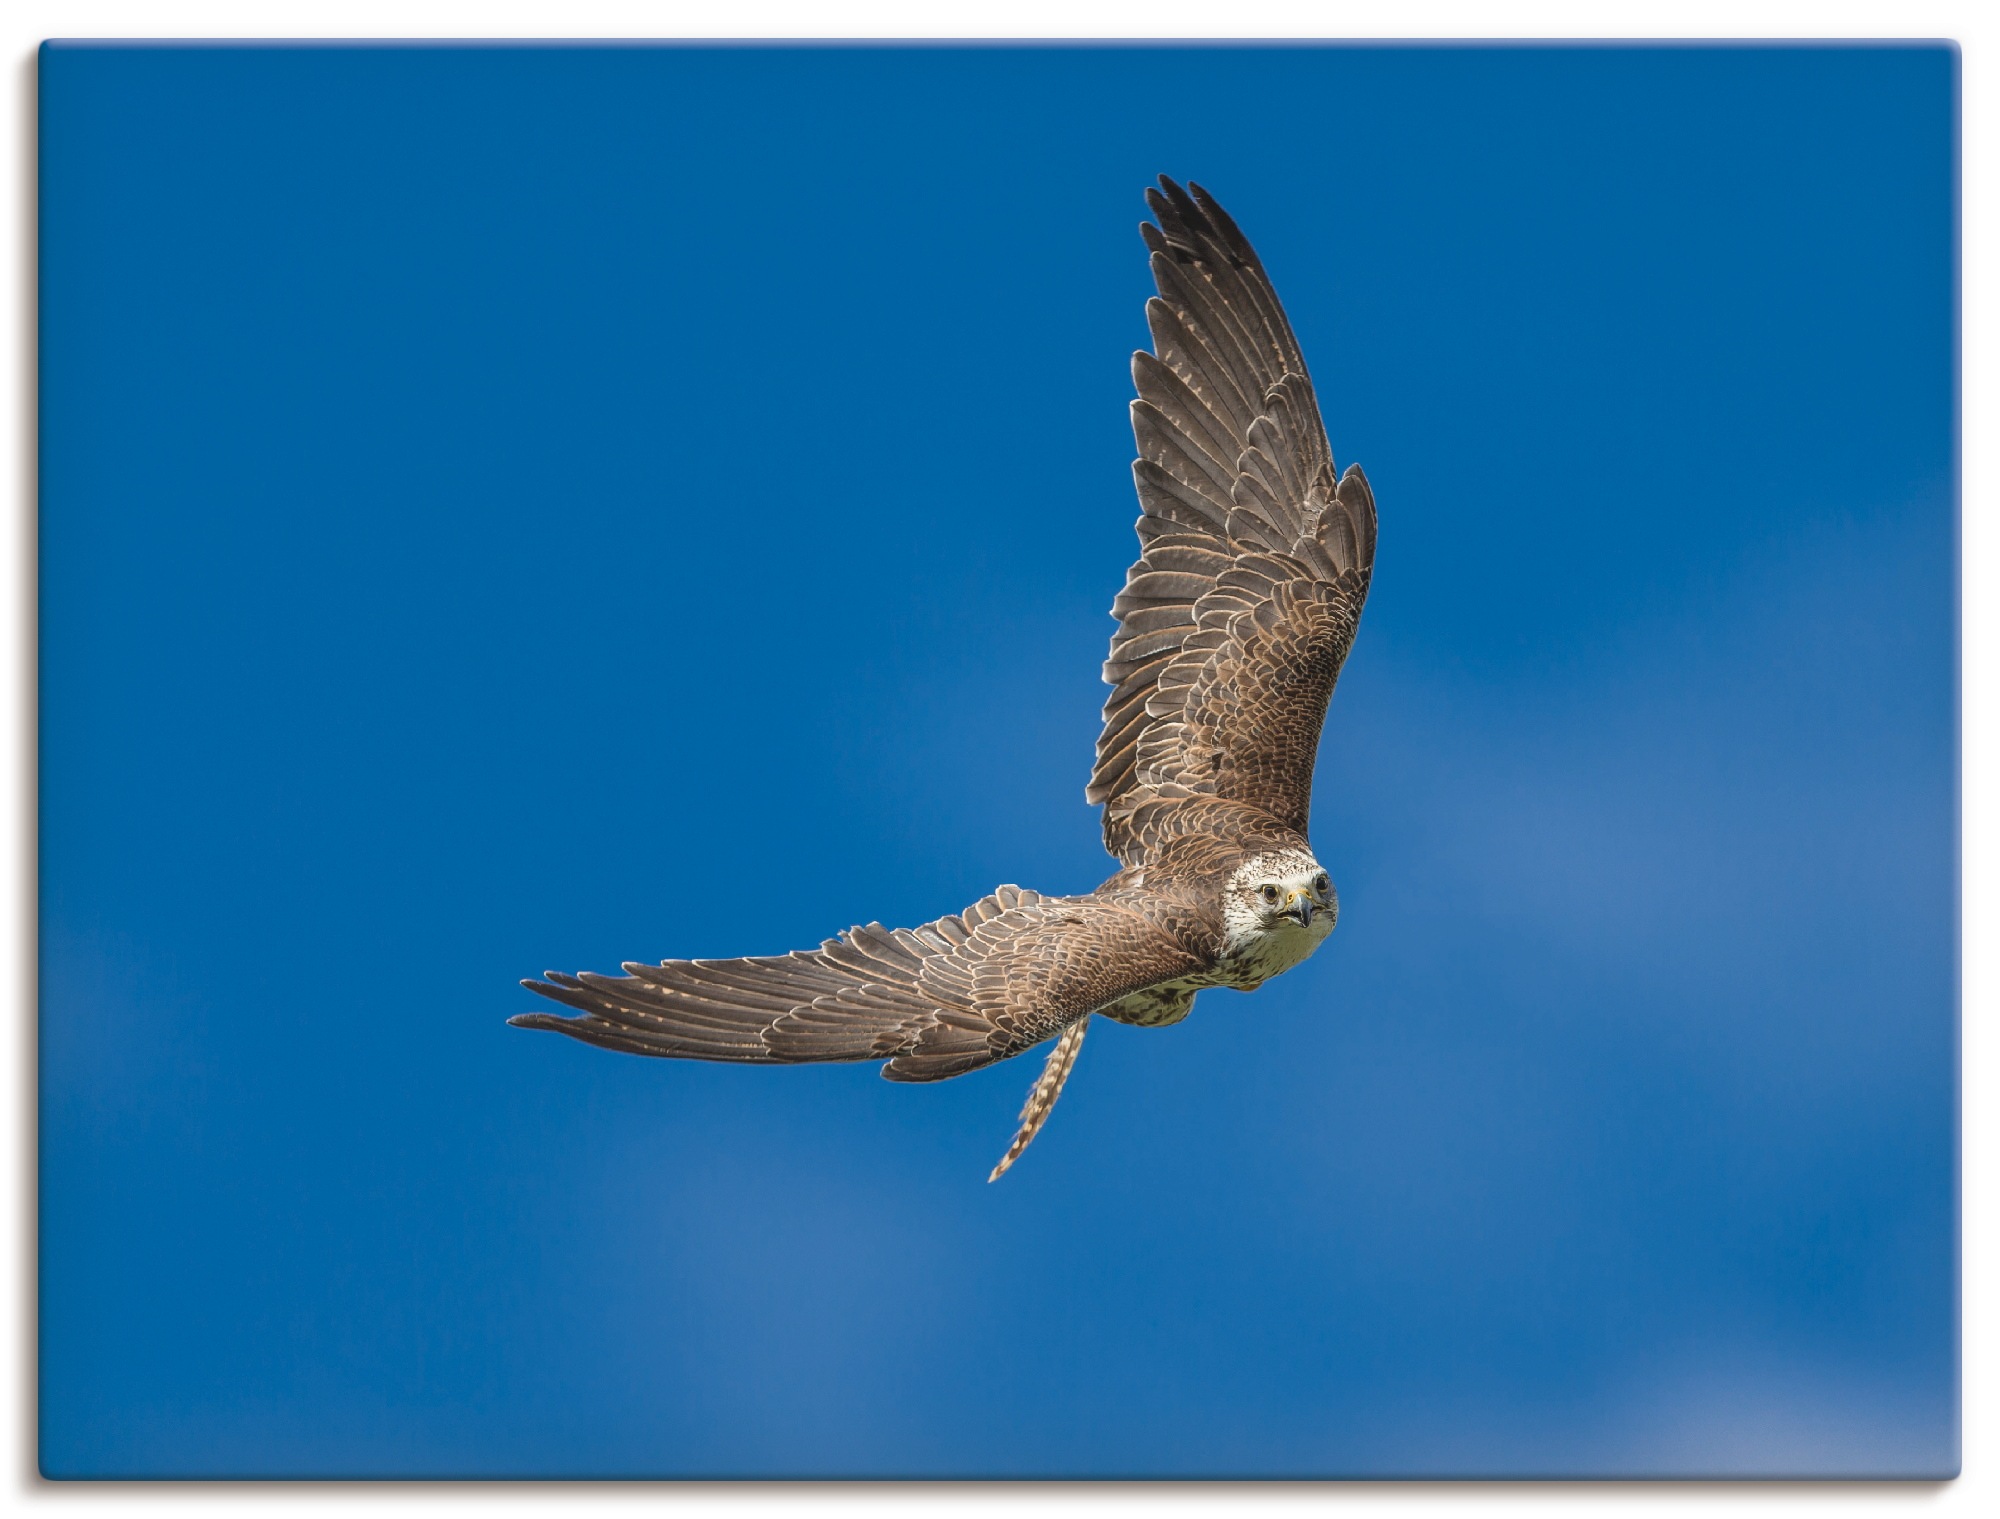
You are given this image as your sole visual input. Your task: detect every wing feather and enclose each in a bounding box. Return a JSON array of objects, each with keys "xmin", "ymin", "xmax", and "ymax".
[
  {"xmin": 512, "ymin": 890, "xmax": 1204, "ymax": 1084},
  {"xmin": 1090, "ymin": 177, "xmax": 1377, "ymax": 864}
]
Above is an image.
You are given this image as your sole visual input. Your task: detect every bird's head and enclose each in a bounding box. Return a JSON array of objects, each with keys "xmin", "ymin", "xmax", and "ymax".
[{"xmin": 1221, "ymin": 848, "xmax": 1338, "ymax": 952}]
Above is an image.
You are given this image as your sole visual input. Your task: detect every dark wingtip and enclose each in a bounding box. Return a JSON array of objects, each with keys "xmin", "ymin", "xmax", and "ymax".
[
  {"xmin": 513, "ymin": 971, "xmax": 584, "ymax": 1024},
  {"xmin": 509, "ymin": 1009, "xmax": 585, "ymax": 1032},
  {"xmin": 525, "ymin": 970, "xmax": 585, "ymax": 990}
]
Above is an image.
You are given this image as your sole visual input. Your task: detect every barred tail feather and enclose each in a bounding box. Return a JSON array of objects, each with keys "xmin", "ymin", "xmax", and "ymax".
[{"xmin": 988, "ymin": 1017, "xmax": 1090, "ymax": 1182}]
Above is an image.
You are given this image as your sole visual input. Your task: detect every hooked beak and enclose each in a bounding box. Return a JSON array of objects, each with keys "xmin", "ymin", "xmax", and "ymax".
[{"xmin": 1282, "ymin": 888, "xmax": 1315, "ymax": 928}]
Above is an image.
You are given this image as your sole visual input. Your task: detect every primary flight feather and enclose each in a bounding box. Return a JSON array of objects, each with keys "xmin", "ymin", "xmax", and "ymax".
[{"xmin": 511, "ymin": 178, "xmax": 1377, "ymax": 1179}]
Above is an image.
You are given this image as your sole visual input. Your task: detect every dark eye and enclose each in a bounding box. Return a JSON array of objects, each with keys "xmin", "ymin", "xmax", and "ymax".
[
  {"xmin": 1314, "ymin": 874, "xmax": 1329, "ymax": 894},
  {"xmin": 1259, "ymin": 884, "xmax": 1281, "ymax": 904}
]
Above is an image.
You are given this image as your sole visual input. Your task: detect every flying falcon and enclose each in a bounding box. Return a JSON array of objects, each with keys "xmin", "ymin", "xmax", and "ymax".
[{"xmin": 512, "ymin": 178, "xmax": 1377, "ymax": 1180}]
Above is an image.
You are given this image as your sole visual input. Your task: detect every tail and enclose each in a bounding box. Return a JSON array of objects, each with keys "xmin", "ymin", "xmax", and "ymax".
[{"xmin": 988, "ymin": 1017, "xmax": 1090, "ymax": 1182}]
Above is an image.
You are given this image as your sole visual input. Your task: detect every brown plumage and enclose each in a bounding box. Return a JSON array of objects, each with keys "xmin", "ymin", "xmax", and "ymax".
[{"xmin": 512, "ymin": 178, "xmax": 1377, "ymax": 1178}]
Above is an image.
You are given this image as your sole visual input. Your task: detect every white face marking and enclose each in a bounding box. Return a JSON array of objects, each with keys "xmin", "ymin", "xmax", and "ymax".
[{"xmin": 1218, "ymin": 849, "xmax": 1338, "ymax": 983}]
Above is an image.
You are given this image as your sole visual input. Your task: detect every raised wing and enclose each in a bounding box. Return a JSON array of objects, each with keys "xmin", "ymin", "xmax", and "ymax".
[
  {"xmin": 511, "ymin": 885, "xmax": 1203, "ymax": 1085},
  {"xmin": 1089, "ymin": 178, "xmax": 1377, "ymax": 865}
]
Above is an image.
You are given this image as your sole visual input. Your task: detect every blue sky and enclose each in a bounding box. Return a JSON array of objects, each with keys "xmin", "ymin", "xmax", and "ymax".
[{"xmin": 39, "ymin": 44, "xmax": 1955, "ymax": 1477}]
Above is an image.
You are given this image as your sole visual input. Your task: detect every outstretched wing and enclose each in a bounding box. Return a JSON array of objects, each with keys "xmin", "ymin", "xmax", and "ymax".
[
  {"xmin": 512, "ymin": 886, "xmax": 1203, "ymax": 1084},
  {"xmin": 1090, "ymin": 178, "xmax": 1377, "ymax": 865}
]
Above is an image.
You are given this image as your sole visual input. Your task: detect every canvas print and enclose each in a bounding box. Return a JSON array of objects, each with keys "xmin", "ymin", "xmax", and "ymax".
[{"xmin": 38, "ymin": 43, "xmax": 1957, "ymax": 1478}]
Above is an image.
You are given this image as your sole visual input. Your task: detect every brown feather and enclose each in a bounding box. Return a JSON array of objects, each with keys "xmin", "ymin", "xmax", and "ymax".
[
  {"xmin": 1089, "ymin": 177, "xmax": 1377, "ymax": 866},
  {"xmin": 514, "ymin": 891, "xmax": 1206, "ymax": 1090},
  {"xmin": 988, "ymin": 1017, "xmax": 1091, "ymax": 1181}
]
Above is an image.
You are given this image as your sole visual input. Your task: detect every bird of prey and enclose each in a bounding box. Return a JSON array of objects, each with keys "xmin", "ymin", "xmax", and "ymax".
[{"xmin": 512, "ymin": 178, "xmax": 1377, "ymax": 1180}]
